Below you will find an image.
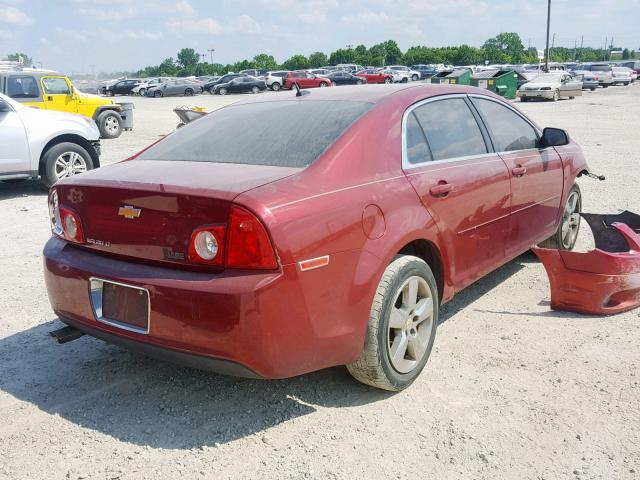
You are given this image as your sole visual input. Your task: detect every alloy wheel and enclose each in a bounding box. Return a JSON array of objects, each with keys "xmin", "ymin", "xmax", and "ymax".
[
  {"xmin": 561, "ymin": 190, "xmax": 581, "ymax": 249},
  {"xmin": 54, "ymin": 152, "xmax": 88, "ymax": 181},
  {"xmin": 387, "ymin": 276, "xmax": 435, "ymax": 374}
]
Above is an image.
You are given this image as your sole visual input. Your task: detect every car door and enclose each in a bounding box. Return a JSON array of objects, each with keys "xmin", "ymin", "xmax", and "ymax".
[
  {"xmin": 227, "ymin": 78, "xmax": 242, "ymax": 92},
  {"xmin": 402, "ymin": 95, "xmax": 512, "ymax": 289},
  {"xmin": 0, "ymin": 99, "xmax": 30, "ymax": 174},
  {"xmin": 41, "ymin": 76, "xmax": 76, "ymax": 113},
  {"xmin": 559, "ymin": 74, "xmax": 582, "ymax": 97},
  {"xmin": 470, "ymin": 95, "xmax": 564, "ymax": 257}
]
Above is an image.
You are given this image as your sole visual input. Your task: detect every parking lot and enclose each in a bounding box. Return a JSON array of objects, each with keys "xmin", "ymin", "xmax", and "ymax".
[{"xmin": 0, "ymin": 84, "xmax": 639, "ymax": 480}]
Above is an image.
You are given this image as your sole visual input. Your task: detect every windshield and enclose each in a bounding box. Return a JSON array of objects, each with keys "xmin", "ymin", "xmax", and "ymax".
[
  {"xmin": 138, "ymin": 100, "xmax": 373, "ymax": 168},
  {"xmin": 534, "ymin": 73, "xmax": 563, "ymax": 82}
]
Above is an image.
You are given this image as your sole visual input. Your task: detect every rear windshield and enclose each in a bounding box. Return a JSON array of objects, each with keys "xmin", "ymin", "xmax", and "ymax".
[{"xmin": 138, "ymin": 100, "xmax": 372, "ymax": 168}]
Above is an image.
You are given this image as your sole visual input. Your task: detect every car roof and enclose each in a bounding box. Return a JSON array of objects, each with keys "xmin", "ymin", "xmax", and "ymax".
[{"xmin": 227, "ymin": 83, "xmax": 502, "ymax": 106}]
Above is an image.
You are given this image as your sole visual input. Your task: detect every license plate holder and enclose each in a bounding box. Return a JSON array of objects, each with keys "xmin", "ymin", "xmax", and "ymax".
[{"xmin": 89, "ymin": 278, "xmax": 150, "ymax": 334}]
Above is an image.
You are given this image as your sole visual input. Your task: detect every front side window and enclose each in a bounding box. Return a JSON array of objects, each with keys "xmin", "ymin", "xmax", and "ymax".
[
  {"xmin": 7, "ymin": 75, "xmax": 39, "ymax": 98},
  {"xmin": 42, "ymin": 77, "xmax": 71, "ymax": 94},
  {"xmin": 472, "ymin": 97, "xmax": 538, "ymax": 152},
  {"xmin": 412, "ymin": 98, "xmax": 488, "ymax": 161}
]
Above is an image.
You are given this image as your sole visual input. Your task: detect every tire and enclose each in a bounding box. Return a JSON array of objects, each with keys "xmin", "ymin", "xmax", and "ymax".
[
  {"xmin": 251, "ymin": 86, "xmax": 259, "ymax": 94},
  {"xmin": 538, "ymin": 184, "xmax": 581, "ymax": 250},
  {"xmin": 138, "ymin": 88, "xmax": 146, "ymax": 96},
  {"xmin": 41, "ymin": 142, "xmax": 94, "ymax": 188},
  {"xmin": 520, "ymin": 96, "xmax": 530, "ymax": 102},
  {"xmin": 347, "ymin": 255, "xmax": 439, "ymax": 391},
  {"xmin": 384, "ymin": 77, "xmax": 392, "ymax": 84},
  {"xmin": 271, "ymin": 82, "xmax": 281, "ymax": 91},
  {"xmin": 569, "ymin": 96, "xmax": 575, "ymax": 99},
  {"xmin": 208, "ymin": 87, "xmax": 215, "ymax": 95},
  {"xmin": 96, "ymin": 110, "xmax": 123, "ymax": 139},
  {"xmin": 218, "ymin": 87, "xmax": 227, "ymax": 95},
  {"xmin": 602, "ymin": 84, "xmax": 609, "ymax": 88},
  {"xmin": 552, "ymin": 90, "xmax": 560, "ymax": 102},
  {"xmin": 401, "ymin": 77, "xmax": 409, "ymax": 83},
  {"xmin": 320, "ymin": 82, "xmax": 329, "ymax": 87},
  {"xmin": 106, "ymin": 90, "xmax": 114, "ymax": 97},
  {"xmin": 411, "ymin": 74, "xmax": 419, "ymax": 81},
  {"xmin": 590, "ymin": 87, "xmax": 596, "ymax": 91},
  {"xmin": 184, "ymin": 88, "xmax": 194, "ymax": 96},
  {"xmin": 153, "ymin": 90, "xmax": 163, "ymax": 98},
  {"xmin": 356, "ymin": 79, "xmax": 363, "ymax": 85}
]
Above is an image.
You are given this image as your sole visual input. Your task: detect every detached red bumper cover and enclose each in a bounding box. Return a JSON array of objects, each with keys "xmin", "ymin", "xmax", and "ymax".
[{"xmin": 533, "ymin": 211, "xmax": 640, "ymax": 315}]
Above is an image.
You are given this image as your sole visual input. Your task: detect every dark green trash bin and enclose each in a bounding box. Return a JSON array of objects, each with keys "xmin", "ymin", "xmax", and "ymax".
[
  {"xmin": 471, "ymin": 69, "xmax": 519, "ymax": 99},
  {"xmin": 441, "ymin": 68, "xmax": 472, "ymax": 86},
  {"xmin": 430, "ymin": 70, "xmax": 453, "ymax": 84}
]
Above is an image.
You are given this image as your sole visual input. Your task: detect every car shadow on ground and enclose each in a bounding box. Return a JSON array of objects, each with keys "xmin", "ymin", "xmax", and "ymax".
[
  {"xmin": 0, "ymin": 180, "xmax": 48, "ymax": 200},
  {"xmin": 0, "ymin": 252, "xmax": 540, "ymax": 450}
]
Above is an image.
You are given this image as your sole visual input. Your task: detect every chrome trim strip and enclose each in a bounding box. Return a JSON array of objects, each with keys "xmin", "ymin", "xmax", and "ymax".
[
  {"xmin": 89, "ymin": 277, "xmax": 151, "ymax": 335},
  {"xmin": 466, "ymin": 93, "xmax": 543, "ymax": 136}
]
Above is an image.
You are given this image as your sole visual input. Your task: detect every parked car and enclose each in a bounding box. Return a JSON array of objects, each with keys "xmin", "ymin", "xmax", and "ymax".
[
  {"xmin": 204, "ymin": 73, "xmax": 247, "ymax": 94},
  {"xmin": 325, "ymin": 71, "xmax": 366, "ymax": 86},
  {"xmin": 44, "ymin": 84, "xmax": 589, "ymax": 391},
  {"xmin": 378, "ymin": 68, "xmax": 410, "ymax": 83},
  {"xmin": 518, "ymin": 72, "xmax": 582, "ymax": 101},
  {"xmin": 0, "ymin": 67, "xmax": 132, "ymax": 139},
  {"xmin": 612, "ymin": 67, "xmax": 633, "ymax": 86},
  {"xmin": 355, "ymin": 69, "xmax": 393, "ymax": 84},
  {"xmin": 308, "ymin": 69, "xmax": 333, "ymax": 76},
  {"xmin": 264, "ymin": 71, "xmax": 289, "ymax": 91},
  {"xmin": 239, "ymin": 69, "xmax": 269, "ymax": 79},
  {"xmin": 0, "ymin": 93, "xmax": 99, "ymax": 186},
  {"xmin": 617, "ymin": 60, "xmax": 640, "ymax": 77},
  {"xmin": 131, "ymin": 77, "xmax": 170, "ymax": 96},
  {"xmin": 214, "ymin": 76, "xmax": 267, "ymax": 95},
  {"xmin": 147, "ymin": 79, "xmax": 203, "ymax": 98},
  {"xmin": 410, "ymin": 65, "xmax": 437, "ymax": 79},
  {"xmin": 102, "ymin": 79, "xmax": 141, "ymax": 96},
  {"xmin": 283, "ymin": 71, "xmax": 331, "ymax": 89},
  {"xmin": 336, "ymin": 64, "xmax": 365, "ymax": 73},
  {"xmin": 578, "ymin": 63, "xmax": 614, "ymax": 87},
  {"xmin": 386, "ymin": 65, "xmax": 421, "ymax": 81},
  {"xmin": 571, "ymin": 70, "xmax": 599, "ymax": 91}
]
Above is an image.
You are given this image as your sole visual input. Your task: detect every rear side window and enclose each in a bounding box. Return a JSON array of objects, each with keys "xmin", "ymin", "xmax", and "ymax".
[
  {"xmin": 42, "ymin": 77, "xmax": 71, "ymax": 94},
  {"xmin": 7, "ymin": 75, "xmax": 39, "ymax": 98},
  {"xmin": 405, "ymin": 113, "xmax": 432, "ymax": 164},
  {"xmin": 591, "ymin": 64, "xmax": 612, "ymax": 72},
  {"xmin": 472, "ymin": 98, "xmax": 538, "ymax": 152},
  {"xmin": 138, "ymin": 100, "xmax": 372, "ymax": 168},
  {"xmin": 412, "ymin": 98, "xmax": 487, "ymax": 160}
]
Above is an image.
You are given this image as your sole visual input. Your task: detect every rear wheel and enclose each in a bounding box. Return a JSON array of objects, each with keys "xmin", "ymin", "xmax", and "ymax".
[
  {"xmin": 218, "ymin": 87, "xmax": 227, "ymax": 95},
  {"xmin": 320, "ymin": 82, "xmax": 328, "ymax": 87},
  {"xmin": 347, "ymin": 255, "xmax": 438, "ymax": 391},
  {"xmin": 401, "ymin": 77, "xmax": 409, "ymax": 83},
  {"xmin": 138, "ymin": 88, "xmax": 146, "ymax": 96},
  {"xmin": 384, "ymin": 77, "xmax": 392, "ymax": 84},
  {"xmin": 42, "ymin": 142, "xmax": 94, "ymax": 188},
  {"xmin": 271, "ymin": 82, "xmax": 281, "ymax": 91},
  {"xmin": 411, "ymin": 74, "xmax": 419, "ymax": 81},
  {"xmin": 520, "ymin": 96, "xmax": 530, "ymax": 102},
  {"xmin": 153, "ymin": 90, "xmax": 163, "ymax": 98},
  {"xmin": 96, "ymin": 110, "xmax": 122, "ymax": 139},
  {"xmin": 251, "ymin": 86, "xmax": 259, "ymax": 94},
  {"xmin": 356, "ymin": 79, "xmax": 363, "ymax": 85},
  {"xmin": 208, "ymin": 87, "xmax": 215, "ymax": 95},
  {"xmin": 184, "ymin": 88, "xmax": 194, "ymax": 96},
  {"xmin": 539, "ymin": 184, "xmax": 581, "ymax": 250}
]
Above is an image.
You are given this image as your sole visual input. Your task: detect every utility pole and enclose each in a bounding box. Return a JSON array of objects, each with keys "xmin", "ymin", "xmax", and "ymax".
[
  {"xmin": 346, "ymin": 44, "xmax": 353, "ymax": 63},
  {"xmin": 544, "ymin": 0, "xmax": 551, "ymax": 72},
  {"xmin": 207, "ymin": 48, "xmax": 215, "ymax": 64},
  {"xmin": 573, "ymin": 39, "xmax": 577, "ymax": 61},
  {"xmin": 603, "ymin": 37, "xmax": 608, "ymax": 60},
  {"xmin": 579, "ymin": 35, "xmax": 584, "ymax": 62}
]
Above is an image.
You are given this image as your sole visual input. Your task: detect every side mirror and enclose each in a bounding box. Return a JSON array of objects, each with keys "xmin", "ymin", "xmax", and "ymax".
[{"xmin": 540, "ymin": 127, "xmax": 570, "ymax": 148}]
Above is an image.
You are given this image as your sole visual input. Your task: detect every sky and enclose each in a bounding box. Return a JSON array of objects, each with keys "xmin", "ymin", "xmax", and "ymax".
[{"xmin": 0, "ymin": 0, "xmax": 638, "ymax": 74}]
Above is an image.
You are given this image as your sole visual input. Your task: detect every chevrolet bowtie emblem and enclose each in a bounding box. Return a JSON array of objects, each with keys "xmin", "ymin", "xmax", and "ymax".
[{"xmin": 118, "ymin": 205, "xmax": 141, "ymax": 219}]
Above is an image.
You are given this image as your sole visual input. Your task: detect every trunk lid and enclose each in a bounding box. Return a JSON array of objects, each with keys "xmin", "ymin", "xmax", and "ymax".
[{"xmin": 56, "ymin": 160, "xmax": 298, "ymax": 267}]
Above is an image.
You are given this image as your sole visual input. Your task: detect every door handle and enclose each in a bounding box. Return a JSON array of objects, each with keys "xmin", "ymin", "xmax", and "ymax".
[
  {"xmin": 512, "ymin": 166, "xmax": 527, "ymax": 177},
  {"xmin": 47, "ymin": 96, "xmax": 53, "ymax": 101},
  {"xmin": 429, "ymin": 183, "xmax": 454, "ymax": 197}
]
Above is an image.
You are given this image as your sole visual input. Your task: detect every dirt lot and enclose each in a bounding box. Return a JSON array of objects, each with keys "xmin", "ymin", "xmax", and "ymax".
[{"xmin": 0, "ymin": 85, "xmax": 638, "ymax": 480}]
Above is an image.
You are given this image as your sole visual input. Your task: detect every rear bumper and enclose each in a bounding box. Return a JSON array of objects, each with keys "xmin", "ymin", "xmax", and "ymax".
[
  {"xmin": 43, "ymin": 236, "xmax": 366, "ymax": 378},
  {"xmin": 518, "ymin": 90, "xmax": 555, "ymax": 99}
]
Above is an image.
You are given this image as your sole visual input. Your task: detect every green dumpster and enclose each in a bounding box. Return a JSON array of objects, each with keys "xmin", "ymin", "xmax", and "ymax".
[
  {"xmin": 441, "ymin": 68, "xmax": 472, "ymax": 86},
  {"xmin": 471, "ymin": 69, "xmax": 519, "ymax": 99},
  {"xmin": 430, "ymin": 70, "xmax": 453, "ymax": 84}
]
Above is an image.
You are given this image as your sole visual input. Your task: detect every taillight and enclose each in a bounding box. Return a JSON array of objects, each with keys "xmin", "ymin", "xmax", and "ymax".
[
  {"xmin": 48, "ymin": 189, "xmax": 63, "ymax": 237},
  {"xmin": 188, "ymin": 225, "xmax": 226, "ymax": 266},
  {"xmin": 226, "ymin": 205, "xmax": 277, "ymax": 269},
  {"xmin": 59, "ymin": 207, "xmax": 85, "ymax": 244}
]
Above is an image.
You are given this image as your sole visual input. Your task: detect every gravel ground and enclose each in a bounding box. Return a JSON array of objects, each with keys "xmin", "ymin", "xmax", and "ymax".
[{"xmin": 0, "ymin": 85, "xmax": 638, "ymax": 480}]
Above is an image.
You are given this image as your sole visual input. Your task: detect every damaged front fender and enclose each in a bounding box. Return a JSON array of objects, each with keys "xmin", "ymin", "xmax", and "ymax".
[{"xmin": 533, "ymin": 211, "xmax": 640, "ymax": 316}]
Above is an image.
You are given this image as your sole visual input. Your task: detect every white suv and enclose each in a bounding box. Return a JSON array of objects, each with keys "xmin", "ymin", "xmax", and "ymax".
[
  {"xmin": 264, "ymin": 71, "xmax": 290, "ymax": 91},
  {"xmin": 386, "ymin": 65, "xmax": 422, "ymax": 81},
  {"xmin": 0, "ymin": 93, "xmax": 100, "ymax": 187},
  {"xmin": 378, "ymin": 68, "xmax": 411, "ymax": 83}
]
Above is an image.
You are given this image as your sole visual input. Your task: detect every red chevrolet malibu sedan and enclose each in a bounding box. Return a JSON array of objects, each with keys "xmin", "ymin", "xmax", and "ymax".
[{"xmin": 44, "ymin": 84, "xmax": 589, "ymax": 391}]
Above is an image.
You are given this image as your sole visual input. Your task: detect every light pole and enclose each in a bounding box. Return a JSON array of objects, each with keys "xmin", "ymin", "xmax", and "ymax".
[
  {"xmin": 207, "ymin": 48, "xmax": 215, "ymax": 64},
  {"xmin": 346, "ymin": 44, "xmax": 353, "ymax": 63},
  {"xmin": 544, "ymin": 0, "xmax": 551, "ymax": 72}
]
